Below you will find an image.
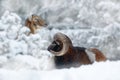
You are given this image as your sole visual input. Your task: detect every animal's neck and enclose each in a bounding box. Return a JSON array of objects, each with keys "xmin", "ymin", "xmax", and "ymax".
[
  {"xmin": 54, "ymin": 46, "xmax": 73, "ymax": 68},
  {"xmin": 54, "ymin": 46, "xmax": 92, "ymax": 69}
]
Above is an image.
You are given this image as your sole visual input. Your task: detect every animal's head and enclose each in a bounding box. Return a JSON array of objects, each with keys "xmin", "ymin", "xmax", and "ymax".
[
  {"xmin": 48, "ymin": 32, "xmax": 73, "ymax": 56},
  {"xmin": 25, "ymin": 14, "xmax": 47, "ymax": 34},
  {"xmin": 30, "ymin": 14, "xmax": 47, "ymax": 27}
]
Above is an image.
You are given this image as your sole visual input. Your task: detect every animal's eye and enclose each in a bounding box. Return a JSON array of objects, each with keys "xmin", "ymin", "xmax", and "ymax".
[
  {"xmin": 35, "ymin": 19, "xmax": 38, "ymax": 22},
  {"xmin": 33, "ymin": 23, "xmax": 36, "ymax": 26},
  {"xmin": 33, "ymin": 17, "xmax": 38, "ymax": 22},
  {"xmin": 52, "ymin": 41, "xmax": 59, "ymax": 45},
  {"xmin": 52, "ymin": 41, "xmax": 56, "ymax": 44},
  {"xmin": 51, "ymin": 41, "xmax": 62, "ymax": 52}
]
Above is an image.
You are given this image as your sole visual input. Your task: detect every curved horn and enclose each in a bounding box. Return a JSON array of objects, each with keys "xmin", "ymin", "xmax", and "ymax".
[{"xmin": 48, "ymin": 32, "xmax": 73, "ymax": 56}]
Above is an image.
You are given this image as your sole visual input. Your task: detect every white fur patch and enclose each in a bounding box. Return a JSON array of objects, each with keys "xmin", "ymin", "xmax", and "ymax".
[{"xmin": 85, "ymin": 49, "xmax": 96, "ymax": 63}]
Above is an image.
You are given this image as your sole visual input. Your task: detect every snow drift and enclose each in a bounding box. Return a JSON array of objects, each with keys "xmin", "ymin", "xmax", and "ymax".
[{"xmin": 0, "ymin": 61, "xmax": 120, "ymax": 80}]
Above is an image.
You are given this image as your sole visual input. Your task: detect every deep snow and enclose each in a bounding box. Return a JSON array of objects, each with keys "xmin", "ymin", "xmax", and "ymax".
[
  {"xmin": 0, "ymin": 0, "xmax": 120, "ymax": 80},
  {"xmin": 0, "ymin": 61, "xmax": 120, "ymax": 80}
]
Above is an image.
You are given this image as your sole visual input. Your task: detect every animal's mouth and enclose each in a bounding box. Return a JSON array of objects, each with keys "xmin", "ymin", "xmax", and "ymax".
[{"xmin": 48, "ymin": 41, "xmax": 62, "ymax": 52}]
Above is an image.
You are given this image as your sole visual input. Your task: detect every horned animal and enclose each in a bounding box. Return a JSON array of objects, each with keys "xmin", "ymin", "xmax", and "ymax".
[
  {"xmin": 47, "ymin": 32, "xmax": 106, "ymax": 69},
  {"xmin": 25, "ymin": 14, "xmax": 47, "ymax": 34}
]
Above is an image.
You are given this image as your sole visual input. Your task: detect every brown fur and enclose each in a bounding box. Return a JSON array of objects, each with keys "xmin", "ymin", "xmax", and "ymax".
[
  {"xmin": 48, "ymin": 33, "xmax": 106, "ymax": 69},
  {"xmin": 88, "ymin": 48, "xmax": 106, "ymax": 61},
  {"xmin": 25, "ymin": 14, "xmax": 47, "ymax": 34},
  {"xmin": 54, "ymin": 47, "xmax": 92, "ymax": 68}
]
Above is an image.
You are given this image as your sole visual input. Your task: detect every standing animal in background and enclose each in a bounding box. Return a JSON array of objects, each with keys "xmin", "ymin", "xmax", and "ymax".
[
  {"xmin": 25, "ymin": 14, "xmax": 47, "ymax": 34},
  {"xmin": 48, "ymin": 32, "xmax": 106, "ymax": 69}
]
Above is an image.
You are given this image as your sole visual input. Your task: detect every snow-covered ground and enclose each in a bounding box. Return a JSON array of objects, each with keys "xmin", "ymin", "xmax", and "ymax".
[
  {"xmin": 0, "ymin": 61, "xmax": 120, "ymax": 80},
  {"xmin": 0, "ymin": 0, "xmax": 120, "ymax": 80}
]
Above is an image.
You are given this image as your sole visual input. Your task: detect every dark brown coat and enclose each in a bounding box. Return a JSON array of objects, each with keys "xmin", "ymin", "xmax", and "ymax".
[{"xmin": 48, "ymin": 33, "xmax": 106, "ymax": 69}]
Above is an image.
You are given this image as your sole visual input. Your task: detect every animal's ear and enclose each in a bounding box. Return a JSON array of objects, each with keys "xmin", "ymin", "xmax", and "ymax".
[
  {"xmin": 32, "ymin": 14, "xmax": 36, "ymax": 17},
  {"xmin": 28, "ymin": 15, "xmax": 33, "ymax": 21}
]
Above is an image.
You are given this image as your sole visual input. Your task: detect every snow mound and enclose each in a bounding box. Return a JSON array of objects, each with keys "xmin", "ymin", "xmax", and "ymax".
[{"xmin": 0, "ymin": 61, "xmax": 120, "ymax": 80}]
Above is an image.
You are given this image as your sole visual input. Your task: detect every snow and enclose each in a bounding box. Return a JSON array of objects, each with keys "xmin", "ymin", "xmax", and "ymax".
[
  {"xmin": 0, "ymin": 61, "xmax": 120, "ymax": 80},
  {"xmin": 0, "ymin": 0, "xmax": 120, "ymax": 80}
]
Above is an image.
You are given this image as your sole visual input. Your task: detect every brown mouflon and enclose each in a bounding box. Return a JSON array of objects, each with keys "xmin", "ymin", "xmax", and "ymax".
[
  {"xmin": 25, "ymin": 14, "xmax": 47, "ymax": 34},
  {"xmin": 48, "ymin": 32, "xmax": 106, "ymax": 69}
]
